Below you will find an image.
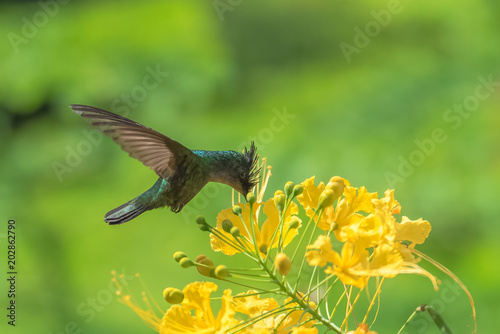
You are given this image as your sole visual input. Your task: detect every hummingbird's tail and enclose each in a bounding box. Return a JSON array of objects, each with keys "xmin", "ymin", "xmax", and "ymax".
[
  {"xmin": 104, "ymin": 178, "xmax": 165, "ymax": 225},
  {"xmin": 105, "ymin": 198, "xmax": 150, "ymax": 225}
]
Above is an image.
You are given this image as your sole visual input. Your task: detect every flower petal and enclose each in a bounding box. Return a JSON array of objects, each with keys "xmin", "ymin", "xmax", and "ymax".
[
  {"xmin": 233, "ymin": 290, "xmax": 279, "ymax": 318},
  {"xmin": 306, "ymin": 235, "xmax": 336, "ymax": 267},
  {"xmin": 210, "ymin": 203, "xmax": 263, "ymax": 255},
  {"xmin": 395, "ymin": 216, "xmax": 432, "ymax": 245},
  {"xmin": 297, "ymin": 176, "xmax": 325, "ymax": 211},
  {"xmin": 182, "ymin": 281, "xmax": 218, "ymax": 324}
]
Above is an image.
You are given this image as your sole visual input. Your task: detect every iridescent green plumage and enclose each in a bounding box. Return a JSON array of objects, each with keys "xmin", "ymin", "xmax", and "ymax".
[{"xmin": 70, "ymin": 105, "xmax": 259, "ymax": 225}]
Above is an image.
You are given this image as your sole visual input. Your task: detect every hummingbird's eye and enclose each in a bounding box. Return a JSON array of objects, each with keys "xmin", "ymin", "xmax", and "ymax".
[{"xmin": 240, "ymin": 172, "xmax": 246, "ymax": 179}]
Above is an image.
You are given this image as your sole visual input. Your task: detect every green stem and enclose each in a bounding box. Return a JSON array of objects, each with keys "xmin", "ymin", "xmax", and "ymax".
[
  {"xmin": 231, "ymin": 289, "xmax": 284, "ymax": 298},
  {"xmin": 316, "ymin": 277, "xmax": 339, "ymax": 311},
  {"xmin": 396, "ymin": 308, "xmax": 418, "ymax": 334},
  {"xmin": 248, "ymin": 201, "xmax": 260, "ymax": 259},
  {"xmin": 209, "ymin": 227, "xmax": 251, "ymax": 257},
  {"xmin": 229, "ymin": 271, "xmax": 271, "ymax": 278},
  {"xmin": 294, "ymin": 208, "xmax": 322, "ymax": 292},
  {"xmin": 222, "ymin": 279, "xmax": 272, "ymax": 292},
  {"xmin": 259, "ymin": 257, "xmax": 344, "ymax": 334},
  {"xmin": 329, "ymin": 288, "xmax": 347, "ymax": 322},
  {"xmin": 290, "ymin": 210, "xmax": 316, "ymax": 264},
  {"xmin": 229, "ymin": 273, "xmax": 273, "ymax": 283},
  {"xmin": 228, "ymin": 305, "xmax": 298, "ymax": 334},
  {"xmin": 278, "ymin": 197, "xmax": 293, "ymax": 253}
]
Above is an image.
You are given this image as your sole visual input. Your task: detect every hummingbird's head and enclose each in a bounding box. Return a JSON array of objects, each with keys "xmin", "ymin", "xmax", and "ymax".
[{"xmin": 236, "ymin": 141, "xmax": 260, "ymax": 196}]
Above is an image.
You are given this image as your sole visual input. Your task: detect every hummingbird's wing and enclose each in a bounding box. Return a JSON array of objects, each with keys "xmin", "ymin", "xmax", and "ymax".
[{"xmin": 70, "ymin": 104, "xmax": 193, "ymax": 179}]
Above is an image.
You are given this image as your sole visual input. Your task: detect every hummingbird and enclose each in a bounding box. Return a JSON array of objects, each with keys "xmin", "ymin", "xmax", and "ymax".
[{"xmin": 70, "ymin": 105, "xmax": 259, "ymax": 225}]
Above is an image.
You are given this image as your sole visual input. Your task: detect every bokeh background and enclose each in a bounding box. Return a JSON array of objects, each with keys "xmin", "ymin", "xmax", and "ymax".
[{"xmin": 1, "ymin": 0, "xmax": 499, "ymax": 333}]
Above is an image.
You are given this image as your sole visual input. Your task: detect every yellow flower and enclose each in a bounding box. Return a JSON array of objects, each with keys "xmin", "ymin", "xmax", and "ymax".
[
  {"xmin": 298, "ymin": 176, "xmax": 335, "ymax": 231},
  {"xmin": 305, "ymin": 184, "xmax": 437, "ymax": 288},
  {"xmin": 306, "ymin": 236, "xmax": 406, "ymax": 287},
  {"xmin": 160, "ymin": 282, "xmax": 238, "ymax": 334},
  {"xmin": 115, "ymin": 277, "xmax": 239, "ymax": 333},
  {"xmin": 330, "ymin": 189, "xmax": 398, "ymax": 250},
  {"xmin": 325, "ymin": 242, "xmax": 369, "ymax": 288},
  {"xmin": 306, "ymin": 235, "xmax": 371, "ymax": 288},
  {"xmin": 210, "ymin": 198, "xmax": 301, "ymax": 256},
  {"xmin": 336, "ymin": 213, "xmax": 384, "ymax": 249},
  {"xmin": 297, "ymin": 176, "xmax": 378, "ymax": 234},
  {"xmin": 305, "ymin": 235, "xmax": 336, "ymax": 267},
  {"xmin": 346, "ymin": 323, "xmax": 378, "ymax": 334},
  {"xmin": 366, "ymin": 242, "xmax": 404, "ymax": 277}
]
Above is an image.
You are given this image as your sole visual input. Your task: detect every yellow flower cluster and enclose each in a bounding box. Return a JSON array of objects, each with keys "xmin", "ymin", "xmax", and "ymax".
[
  {"xmin": 114, "ymin": 166, "xmax": 475, "ymax": 333},
  {"xmin": 115, "ymin": 279, "xmax": 318, "ymax": 334},
  {"xmin": 299, "ymin": 176, "xmax": 437, "ymax": 289}
]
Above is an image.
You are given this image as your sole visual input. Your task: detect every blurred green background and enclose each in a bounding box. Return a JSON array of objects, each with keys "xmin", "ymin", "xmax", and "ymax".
[{"xmin": 1, "ymin": 0, "xmax": 499, "ymax": 333}]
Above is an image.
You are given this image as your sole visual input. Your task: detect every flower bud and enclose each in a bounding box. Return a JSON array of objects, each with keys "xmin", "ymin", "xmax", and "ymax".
[
  {"xmin": 195, "ymin": 255, "xmax": 214, "ymax": 277},
  {"xmin": 195, "ymin": 254, "xmax": 208, "ymax": 262},
  {"xmin": 195, "ymin": 215, "xmax": 206, "ymax": 225},
  {"xmin": 247, "ymin": 192, "xmax": 257, "ymax": 204},
  {"xmin": 173, "ymin": 251, "xmax": 187, "ymax": 263},
  {"xmin": 275, "ymin": 252, "xmax": 291, "ymax": 276},
  {"xmin": 292, "ymin": 184, "xmax": 303, "ymax": 197},
  {"xmin": 195, "ymin": 215, "xmax": 210, "ymax": 231},
  {"xmin": 326, "ymin": 176, "xmax": 345, "ymax": 200},
  {"xmin": 214, "ymin": 265, "xmax": 230, "ymax": 279},
  {"xmin": 162, "ymin": 287, "xmax": 174, "ymax": 300},
  {"xmin": 198, "ymin": 224, "xmax": 209, "ymax": 232},
  {"xmin": 230, "ymin": 226, "xmax": 240, "ymax": 238},
  {"xmin": 221, "ymin": 219, "xmax": 233, "ymax": 233},
  {"xmin": 259, "ymin": 243, "xmax": 268, "ymax": 255},
  {"xmin": 329, "ymin": 222, "xmax": 338, "ymax": 232},
  {"xmin": 274, "ymin": 191, "xmax": 286, "ymax": 212},
  {"xmin": 179, "ymin": 257, "xmax": 193, "ymax": 268},
  {"xmin": 288, "ymin": 216, "xmax": 300, "ymax": 229},
  {"xmin": 318, "ymin": 189, "xmax": 336, "ymax": 209},
  {"xmin": 163, "ymin": 287, "xmax": 184, "ymax": 304},
  {"xmin": 232, "ymin": 205, "xmax": 242, "ymax": 216},
  {"xmin": 284, "ymin": 181, "xmax": 295, "ymax": 197}
]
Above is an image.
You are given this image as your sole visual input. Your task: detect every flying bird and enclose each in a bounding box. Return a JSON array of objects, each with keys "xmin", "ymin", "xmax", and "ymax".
[{"xmin": 70, "ymin": 105, "xmax": 259, "ymax": 225}]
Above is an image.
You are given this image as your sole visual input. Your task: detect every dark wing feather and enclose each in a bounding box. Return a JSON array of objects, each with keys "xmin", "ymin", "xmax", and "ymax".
[{"xmin": 70, "ymin": 104, "xmax": 193, "ymax": 179}]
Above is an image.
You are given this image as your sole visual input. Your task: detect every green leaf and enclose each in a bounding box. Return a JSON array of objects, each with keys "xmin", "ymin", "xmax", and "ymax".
[{"xmin": 424, "ymin": 305, "xmax": 454, "ymax": 334}]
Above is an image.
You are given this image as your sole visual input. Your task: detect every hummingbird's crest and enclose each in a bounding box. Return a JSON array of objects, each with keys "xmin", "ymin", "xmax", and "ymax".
[{"xmin": 243, "ymin": 141, "xmax": 260, "ymax": 193}]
